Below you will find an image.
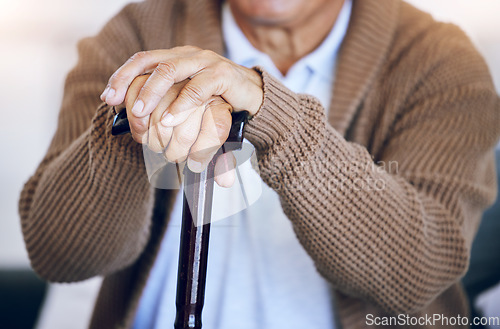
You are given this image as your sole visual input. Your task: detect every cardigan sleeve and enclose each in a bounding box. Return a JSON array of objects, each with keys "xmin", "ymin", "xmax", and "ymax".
[
  {"xmin": 244, "ymin": 32, "xmax": 500, "ymax": 314},
  {"xmin": 18, "ymin": 3, "xmax": 157, "ymax": 282}
]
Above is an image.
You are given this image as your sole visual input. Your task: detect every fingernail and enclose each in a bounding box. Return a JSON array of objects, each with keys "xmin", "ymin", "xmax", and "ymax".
[
  {"xmin": 161, "ymin": 113, "xmax": 175, "ymax": 126},
  {"xmin": 131, "ymin": 99, "xmax": 145, "ymax": 116},
  {"xmin": 100, "ymin": 85, "xmax": 110, "ymax": 100},
  {"xmin": 105, "ymin": 88, "xmax": 116, "ymax": 103},
  {"xmin": 188, "ymin": 158, "xmax": 204, "ymax": 173}
]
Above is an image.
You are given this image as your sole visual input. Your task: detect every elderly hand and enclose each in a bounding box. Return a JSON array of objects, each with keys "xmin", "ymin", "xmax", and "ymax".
[
  {"xmin": 101, "ymin": 46, "xmax": 263, "ymax": 186},
  {"xmin": 121, "ymin": 74, "xmax": 238, "ymax": 188},
  {"xmin": 101, "ymin": 45, "xmax": 263, "ymax": 123}
]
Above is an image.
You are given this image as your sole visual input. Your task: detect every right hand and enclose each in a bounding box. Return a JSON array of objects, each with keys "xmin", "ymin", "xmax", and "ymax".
[{"xmin": 124, "ymin": 74, "xmax": 236, "ymax": 187}]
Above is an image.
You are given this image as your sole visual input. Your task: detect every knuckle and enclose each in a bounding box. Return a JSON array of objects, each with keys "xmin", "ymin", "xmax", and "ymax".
[
  {"xmin": 184, "ymin": 45, "xmax": 201, "ymax": 52},
  {"xmin": 130, "ymin": 51, "xmax": 150, "ymax": 62},
  {"xmin": 130, "ymin": 117, "xmax": 149, "ymax": 135},
  {"xmin": 180, "ymin": 84, "xmax": 205, "ymax": 107},
  {"xmin": 210, "ymin": 63, "xmax": 232, "ymax": 89},
  {"xmin": 155, "ymin": 62, "xmax": 176, "ymax": 82},
  {"xmin": 207, "ymin": 96, "xmax": 227, "ymax": 108},
  {"xmin": 199, "ymin": 49, "xmax": 214, "ymax": 58}
]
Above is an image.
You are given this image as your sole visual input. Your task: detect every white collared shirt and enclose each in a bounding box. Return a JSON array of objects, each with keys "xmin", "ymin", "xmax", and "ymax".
[{"xmin": 133, "ymin": 2, "xmax": 352, "ymax": 329}]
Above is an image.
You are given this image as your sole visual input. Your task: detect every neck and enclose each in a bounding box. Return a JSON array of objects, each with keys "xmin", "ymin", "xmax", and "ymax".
[{"xmin": 230, "ymin": 0, "xmax": 345, "ymax": 75}]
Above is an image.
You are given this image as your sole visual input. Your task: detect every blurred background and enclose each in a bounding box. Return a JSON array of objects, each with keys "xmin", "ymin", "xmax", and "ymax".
[{"xmin": 0, "ymin": 0, "xmax": 499, "ymax": 328}]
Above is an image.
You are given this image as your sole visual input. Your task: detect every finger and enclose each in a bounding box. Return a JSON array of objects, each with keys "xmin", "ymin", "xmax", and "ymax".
[
  {"xmin": 146, "ymin": 122, "xmax": 162, "ymax": 153},
  {"xmin": 147, "ymin": 121, "xmax": 173, "ymax": 153},
  {"xmin": 125, "ymin": 75, "xmax": 150, "ymax": 144},
  {"xmin": 130, "ymin": 57, "xmax": 214, "ymax": 119},
  {"xmin": 101, "ymin": 46, "xmax": 202, "ymax": 105},
  {"xmin": 214, "ymin": 152, "xmax": 236, "ymax": 188},
  {"xmin": 148, "ymin": 80, "xmax": 188, "ymax": 123},
  {"xmin": 163, "ymin": 105, "xmax": 205, "ymax": 163},
  {"xmin": 161, "ymin": 68, "xmax": 228, "ymax": 127},
  {"xmin": 187, "ymin": 98, "xmax": 232, "ymax": 172},
  {"xmin": 147, "ymin": 82, "xmax": 188, "ymax": 152}
]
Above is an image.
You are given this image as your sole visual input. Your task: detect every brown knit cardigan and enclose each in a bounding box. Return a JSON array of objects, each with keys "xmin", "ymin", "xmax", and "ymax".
[{"xmin": 19, "ymin": 0, "xmax": 500, "ymax": 328}]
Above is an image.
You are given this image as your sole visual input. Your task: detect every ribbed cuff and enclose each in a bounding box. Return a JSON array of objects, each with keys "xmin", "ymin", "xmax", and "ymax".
[
  {"xmin": 244, "ymin": 67, "xmax": 301, "ymax": 151},
  {"xmin": 91, "ymin": 102, "xmax": 145, "ymax": 169}
]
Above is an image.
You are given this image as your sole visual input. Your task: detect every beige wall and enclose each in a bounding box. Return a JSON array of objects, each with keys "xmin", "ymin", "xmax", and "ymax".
[{"xmin": 0, "ymin": 0, "xmax": 132, "ymax": 267}]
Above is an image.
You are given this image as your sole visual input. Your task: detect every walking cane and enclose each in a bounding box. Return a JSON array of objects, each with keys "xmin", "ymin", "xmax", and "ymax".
[{"xmin": 111, "ymin": 108, "xmax": 248, "ymax": 329}]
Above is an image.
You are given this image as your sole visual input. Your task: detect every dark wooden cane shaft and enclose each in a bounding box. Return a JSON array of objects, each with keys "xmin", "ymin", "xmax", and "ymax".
[{"xmin": 174, "ymin": 158, "xmax": 216, "ymax": 329}]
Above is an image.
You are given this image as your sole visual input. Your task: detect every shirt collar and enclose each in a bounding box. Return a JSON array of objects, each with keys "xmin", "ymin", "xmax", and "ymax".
[
  {"xmin": 222, "ymin": 0, "xmax": 352, "ymax": 81},
  {"xmin": 222, "ymin": 2, "xmax": 271, "ymax": 69}
]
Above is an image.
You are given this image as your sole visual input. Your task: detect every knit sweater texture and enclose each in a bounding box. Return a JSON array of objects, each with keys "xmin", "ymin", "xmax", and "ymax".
[{"xmin": 19, "ymin": 0, "xmax": 500, "ymax": 328}]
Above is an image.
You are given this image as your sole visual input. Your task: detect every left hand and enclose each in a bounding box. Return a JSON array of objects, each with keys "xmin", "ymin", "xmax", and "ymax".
[
  {"xmin": 123, "ymin": 74, "xmax": 237, "ymax": 187},
  {"xmin": 100, "ymin": 46, "xmax": 263, "ymax": 130}
]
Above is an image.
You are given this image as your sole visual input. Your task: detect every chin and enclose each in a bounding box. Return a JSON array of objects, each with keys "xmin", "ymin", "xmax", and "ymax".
[{"xmin": 229, "ymin": 0, "xmax": 307, "ymax": 25}]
